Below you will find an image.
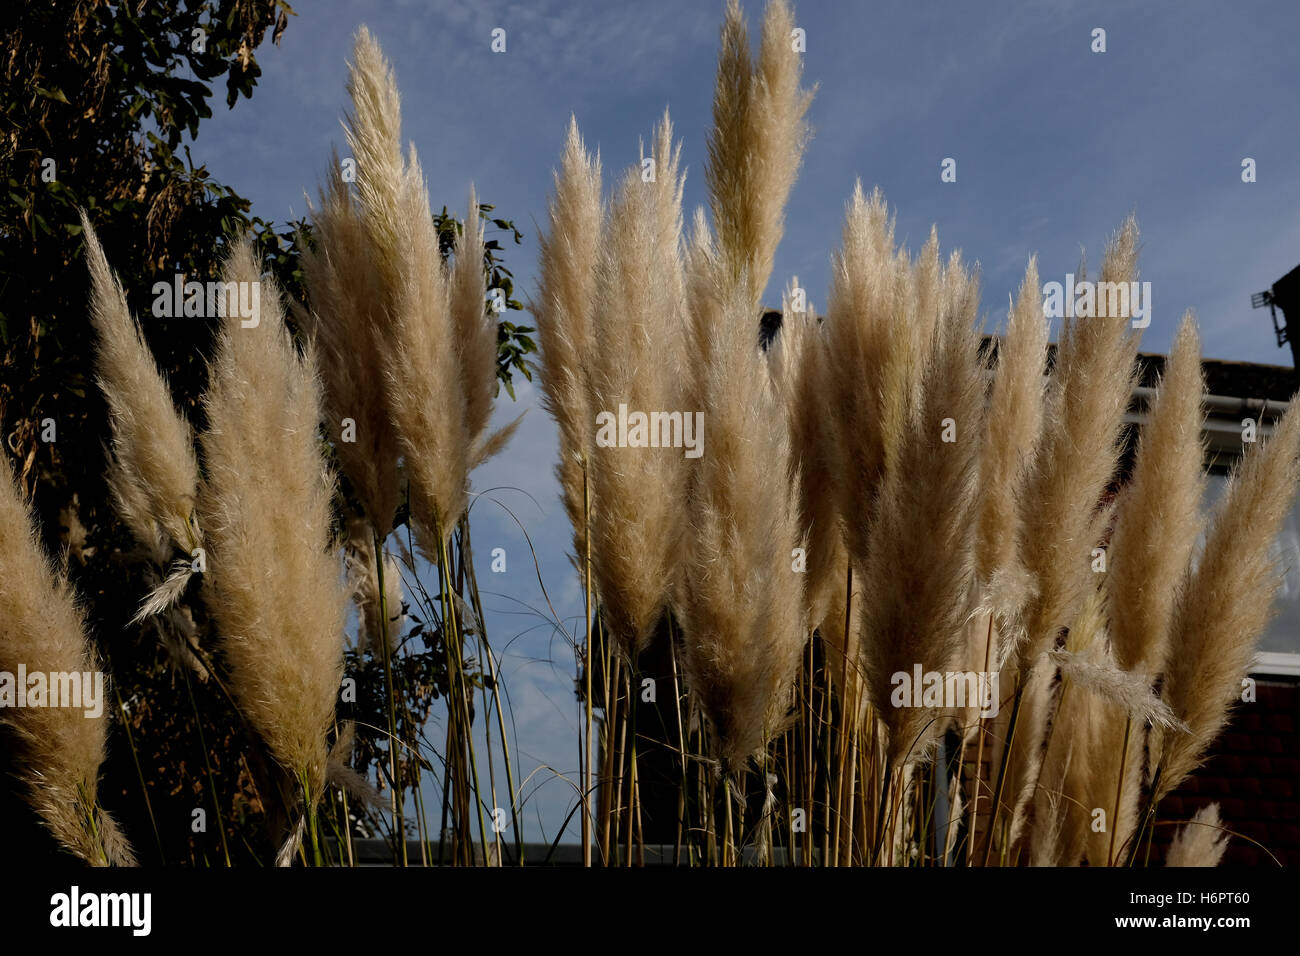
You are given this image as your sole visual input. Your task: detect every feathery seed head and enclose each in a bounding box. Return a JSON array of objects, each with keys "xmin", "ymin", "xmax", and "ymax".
[
  {"xmin": 81, "ymin": 210, "xmax": 200, "ymax": 558},
  {"xmin": 0, "ymin": 443, "xmax": 134, "ymax": 865},
  {"xmin": 198, "ymin": 237, "xmax": 347, "ymax": 805}
]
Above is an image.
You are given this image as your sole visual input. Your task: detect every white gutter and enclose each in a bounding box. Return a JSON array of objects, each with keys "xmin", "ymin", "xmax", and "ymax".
[
  {"xmin": 1132, "ymin": 385, "xmax": 1291, "ymax": 417},
  {"xmin": 1252, "ymin": 651, "xmax": 1300, "ymax": 678}
]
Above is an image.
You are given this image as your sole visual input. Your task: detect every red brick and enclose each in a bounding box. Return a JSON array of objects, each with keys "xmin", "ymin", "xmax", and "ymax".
[
  {"xmin": 1236, "ymin": 777, "xmax": 1263, "ymax": 796},
  {"xmin": 1276, "ymin": 824, "xmax": 1300, "ymax": 847},
  {"xmin": 1260, "ymin": 801, "xmax": 1288, "ymax": 821},
  {"xmin": 1243, "ymin": 756, "xmax": 1274, "ymax": 776},
  {"xmin": 1221, "ymin": 798, "xmax": 1249, "ymax": 819},
  {"xmin": 1218, "ymin": 732, "xmax": 1243, "ymax": 750},
  {"xmin": 1274, "ymin": 758, "xmax": 1300, "ymax": 777},
  {"xmin": 1261, "ymin": 777, "xmax": 1293, "ymax": 798},
  {"xmin": 1234, "ymin": 710, "xmax": 1264, "ymax": 732},
  {"xmin": 1217, "ymin": 755, "xmax": 1245, "ymax": 774}
]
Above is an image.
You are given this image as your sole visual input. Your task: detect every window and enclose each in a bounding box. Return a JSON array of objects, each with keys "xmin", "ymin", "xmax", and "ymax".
[{"xmin": 1196, "ymin": 467, "xmax": 1300, "ymax": 673}]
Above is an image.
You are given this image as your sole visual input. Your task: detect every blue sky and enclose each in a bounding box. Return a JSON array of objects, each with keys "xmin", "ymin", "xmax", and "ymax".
[{"xmin": 193, "ymin": 0, "xmax": 1300, "ymax": 843}]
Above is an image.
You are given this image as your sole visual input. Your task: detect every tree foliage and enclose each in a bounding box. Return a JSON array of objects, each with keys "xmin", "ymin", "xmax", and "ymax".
[{"xmin": 0, "ymin": 0, "xmax": 533, "ymax": 863}]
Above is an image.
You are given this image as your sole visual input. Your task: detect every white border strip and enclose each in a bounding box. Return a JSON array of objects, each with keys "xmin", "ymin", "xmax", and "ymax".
[{"xmin": 1252, "ymin": 651, "xmax": 1300, "ymax": 677}]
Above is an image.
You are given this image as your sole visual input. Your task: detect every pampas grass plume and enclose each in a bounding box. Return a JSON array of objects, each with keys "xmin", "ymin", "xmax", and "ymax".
[
  {"xmin": 533, "ymin": 118, "xmax": 604, "ymax": 542},
  {"xmin": 706, "ymin": 0, "xmax": 812, "ymax": 308},
  {"xmin": 80, "ymin": 210, "xmax": 200, "ymax": 560},
  {"xmin": 680, "ymin": 280, "xmax": 806, "ymax": 767},
  {"xmin": 300, "ymin": 156, "xmax": 401, "ymax": 533},
  {"xmin": 198, "ymin": 238, "xmax": 347, "ymax": 819},
  {"xmin": 1157, "ymin": 390, "xmax": 1300, "ymax": 798},
  {"xmin": 0, "ymin": 444, "xmax": 135, "ymax": 865},
  {"xmin": 1166, "ymin": 803, "xmax": 1229, "ymax": 867},
  {"xmin": 585, "ymin": 111, "xmax": 689, "ymax": 653},
  {"xmin": 1108, "ymin": 312, "xmax": 1206, "ymax": 675}
]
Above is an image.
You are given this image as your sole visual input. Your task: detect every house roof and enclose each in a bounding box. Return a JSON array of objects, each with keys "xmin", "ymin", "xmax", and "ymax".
[
  {"xmin": 1136, "ymin": 350, "xmax": 1298, "ymax": 403},
  {"xmin": 988, "ymin": 335, "xmax": 1299, "ymax": 403},
  {"xmin": 766, "ymin": 311, "xmax": 1299, "ymax": 404}
]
